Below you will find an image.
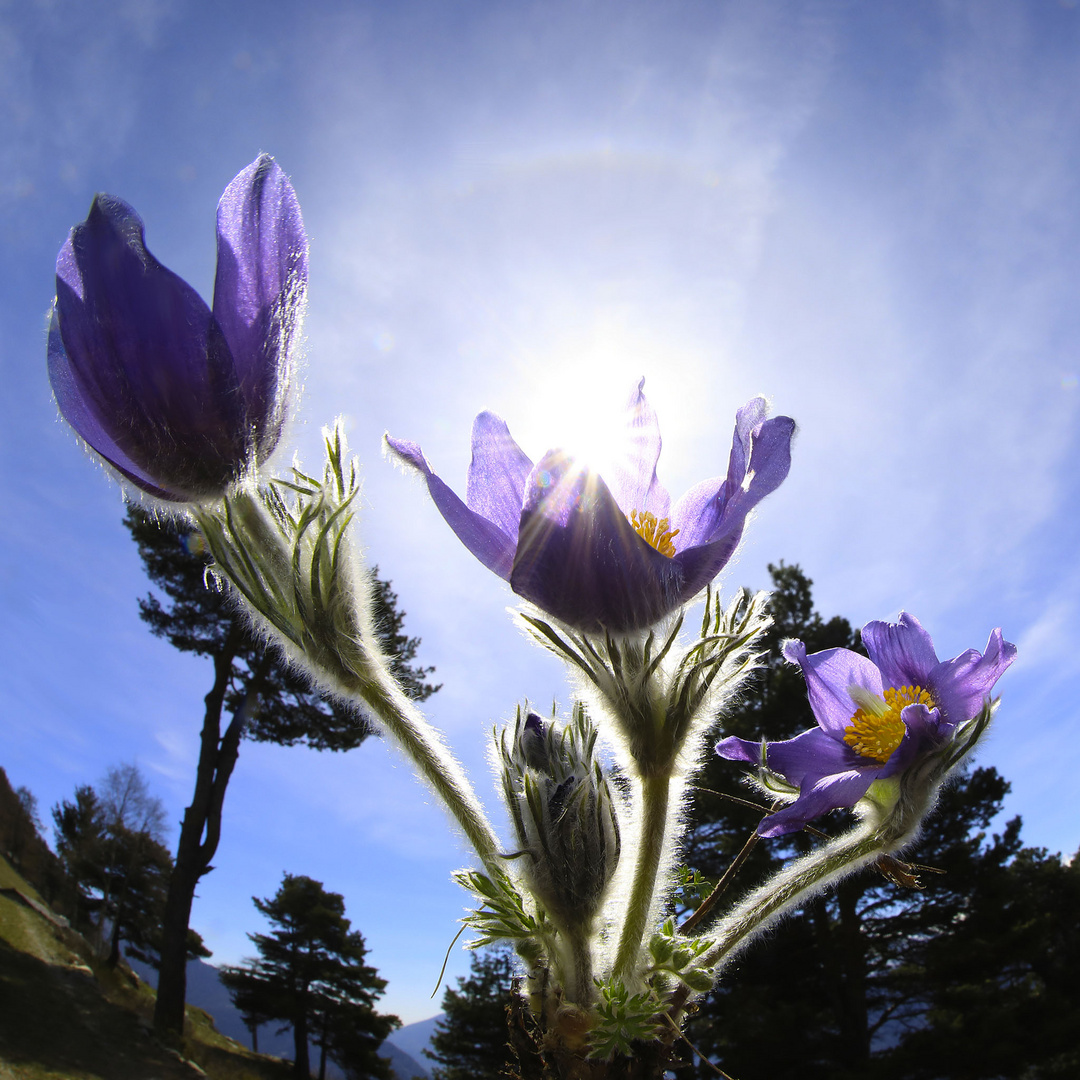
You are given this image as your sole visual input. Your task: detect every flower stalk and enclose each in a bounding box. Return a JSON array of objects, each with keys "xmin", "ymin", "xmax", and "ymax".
[
  {"xmin": 701, "ymin": 823, "xmax": 885, "ymax": 976},
  {"xmin": 612, "ymin": 772, "xmax": 672, "ymax": 983},
  {"xmin": 194, "ymin": 426, "xmax": 502, "ymax": 870}
]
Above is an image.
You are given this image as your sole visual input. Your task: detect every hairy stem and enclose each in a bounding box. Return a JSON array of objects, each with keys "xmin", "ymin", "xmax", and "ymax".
[
  {"xmin": 701, "ymin": 825, "xmax": 883, "ymax": 974},
  {"xmin": 564, "ymin": 922, "xmax": 595, "ymax": 1008},
  {"xmin": 613, "ymin": 772, "xmax": 671, "ymax": 983},
  {"xmin": 343, "ymin": 662, "xmax": 503, "ymax": 871}
]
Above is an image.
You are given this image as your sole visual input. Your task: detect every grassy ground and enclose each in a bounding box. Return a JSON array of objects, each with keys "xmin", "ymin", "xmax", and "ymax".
[{"xmin": 0, "ymin": 856, "xmax": 294, "ymax": 1080}]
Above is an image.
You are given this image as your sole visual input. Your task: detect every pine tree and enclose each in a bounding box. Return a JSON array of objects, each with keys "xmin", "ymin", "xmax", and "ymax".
[
  {"xmin": 878, "ymin": 840, "xmax": 1080, "ymax": 1079},
  {"xmin": 51, "ymin": 763, "xmax": 182, "ymax": 967},
  {"xmin": 123, "ymin": 507, "xmax": 437, "ymax": 1034},
  {"xmin": 425, "ymin": 947, "xmax": 518, "ymax": 1080},
  {"xmin": 679, "ymin": 564, "xmax": 1038, "ymax": 1079},
  {"xmin": 220, "ymin": 873, "xmax": 398, "ymax": 1079},
  {"xmin": 52, "ymin": 784, "xmax": 107, "ymax": 928}
]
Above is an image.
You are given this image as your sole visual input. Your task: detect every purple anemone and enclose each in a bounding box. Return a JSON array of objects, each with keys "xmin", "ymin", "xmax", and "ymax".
[
  {"xmin": 717, "ymin": 613, "xmax": 1016, "ymax": 837},
  {"xmin": 48, "ymin": 155, "xmax": 307, "ymax": 502},
  {"xmin": 385, "ymin": 380, "xmax": 794, "ymax": 633}
]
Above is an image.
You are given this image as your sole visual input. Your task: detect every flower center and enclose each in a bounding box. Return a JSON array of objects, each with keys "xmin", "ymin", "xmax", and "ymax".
[
  {"xmin": 842, "ymin": 685, "xmax": 934, "ymax": 764},
  {"xmin": 628, "ymin": 510, "xmax": 680, "ymax": 557}
]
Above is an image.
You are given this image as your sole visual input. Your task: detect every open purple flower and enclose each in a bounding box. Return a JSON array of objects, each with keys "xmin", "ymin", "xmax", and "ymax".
[
  {"xmin": 385, "ymin": 380, "xmax": 794, "ymax": 633},
  {"xmin": 717, "ymin": 613, "xmax": 1016, "ymax": 837},
  {"xmin": 48, "ymin": 155, "xmax": 307, "ymax": 502}
]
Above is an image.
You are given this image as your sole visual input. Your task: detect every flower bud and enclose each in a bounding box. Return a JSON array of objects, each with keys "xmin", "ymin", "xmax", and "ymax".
[{"xmin": 499, "ymin": 704, "xmax": 621, "ymax": 929}]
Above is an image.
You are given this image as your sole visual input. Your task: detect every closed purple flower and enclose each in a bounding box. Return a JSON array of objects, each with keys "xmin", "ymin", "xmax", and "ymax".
[
  {"xmin": 386, "ymin": 380, "xmax": 794, "ymax": 633},
  {"xmin": 717, "ymin": 613, "xmax": 1016, "ymax": 837},
  {"xmin": 48, "ymin": 155, "xmax": 307, "ymax": 502}
]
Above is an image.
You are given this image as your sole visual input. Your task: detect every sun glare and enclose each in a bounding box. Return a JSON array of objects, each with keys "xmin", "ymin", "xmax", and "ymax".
[{"xmin": 508, "ymin": 315, "xmax": 709, "ymax": 488}]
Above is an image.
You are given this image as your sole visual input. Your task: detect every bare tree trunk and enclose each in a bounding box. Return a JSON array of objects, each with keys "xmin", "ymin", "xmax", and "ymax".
[
  {"xmin": 107, "ymin": 902, "xmax": 124, "ymax": 967},
  {"xmin": 293, "ymin": 1007, "xmax": 311, "ymax": 1078},
  {"xmin": 153, "ymin": 637, "xmax": 272, "ymax": 1035}
]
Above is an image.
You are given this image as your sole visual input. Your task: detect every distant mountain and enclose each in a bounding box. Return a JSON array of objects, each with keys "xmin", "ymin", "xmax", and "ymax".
[
  {"xmin": 384, "ymin": 1014, "xmax": 441, "ymax": 1077},
  {"xmin": 129, "ymin": 956, "xmax": 429, "ymax": 1079}
]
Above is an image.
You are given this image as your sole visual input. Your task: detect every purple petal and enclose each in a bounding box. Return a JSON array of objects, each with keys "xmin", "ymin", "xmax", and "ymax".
[
  {"xmin": 669, "ymin": 399, "xmax": 780, "ymax": 548},
  {"xmin": 668, "ymin": 412, "xmax": 794, "ymax": 596},
  {"xmin": 509, "ymin": 450, "xmax": 685, "ymax": 632},
  {"xmin": 47, "ymin": 309, "xmax": 181, "ymax": 501},
  {"xmin": 862, "ymin": 612, "xmax": 940, "ymax": 690},
  {"xmin": 54, "ymin": 194, "xmax": 246, "ymax": 500},
  {"xmin": 738, "ymin": 414, "xmax": 797, "ymax": 513},
  {"xmin": 765, "ymin": 727, "xmax": 866, "ymax": 786},
  {"xmin": 879, "ymin": 703, "xmax": 945, "ymax": 777},
  {"xmin": 604, "ymin": 378, "xmax": 670, "ymax": 521},
  {"xmin": 928, "ymin": 628, "xmax": 1017, "ymax": 726},
  {"xmin": 466, "ymin": 411, "xmax": 533, "ymax": 543},
  {"xmin": 783, "ymin": 641, "xmax": 883, "ymax": 737},
  {"xmin": 212, "ymin": 155, "xmax": 308, "ymax": 459},
  {"xmin": 715, "ymin": 735, "xmax": 766, "ymax": 765},
  {"xmin": 726, "ymin": 397, "xmax": 769, "ymax": 497},
  {"xmin": 384, "ymin": 434, "xmax": 517, "ymax": 579},
  {"xmin": 758, "ymin": 770, "xmax": 876, "ymax": 838}
]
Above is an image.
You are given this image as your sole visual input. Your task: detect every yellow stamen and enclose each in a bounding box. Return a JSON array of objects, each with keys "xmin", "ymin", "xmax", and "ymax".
[
  {"xmin": 628, "ymin": 509, "xmax": 680, "ymax": 558},
  {"xmin": 843, "ymin": 685, "xmax": 935, "ymax": 764}
]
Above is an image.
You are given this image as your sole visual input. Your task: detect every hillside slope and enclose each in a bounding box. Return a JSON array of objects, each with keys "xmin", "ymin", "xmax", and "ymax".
[{"xmin": 0, "ymin": 853, "xmax": 292, "ymax": 1080}]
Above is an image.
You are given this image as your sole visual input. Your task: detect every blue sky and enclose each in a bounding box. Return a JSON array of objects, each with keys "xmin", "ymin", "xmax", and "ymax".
[{"xmin": 2, "ymin": 0, "xmax": 1079, "ymax": 1024}]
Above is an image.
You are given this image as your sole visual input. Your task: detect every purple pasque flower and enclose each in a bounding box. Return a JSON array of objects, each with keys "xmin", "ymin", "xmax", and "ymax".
[
  {"xmin": 717, "ymin": 613, "xmax": 1016, "ymax": 838},
  {"xmin": 386, "ymin": 380, "xmax": 795, "ymax": 633},
  {"xmin": 48, "ymin": 155, "xmax": 307, "ymax": 502}
]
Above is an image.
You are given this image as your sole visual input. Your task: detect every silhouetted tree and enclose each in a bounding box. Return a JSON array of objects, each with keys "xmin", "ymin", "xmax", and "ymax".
[
  {"xmin": 52, "ymin": 764, "xmax": 183, "ymax": 967},
  {"xmin": 680, "ymin": 564, "xmax": 1037, "ymax": 1079},
  {"xmin": 425, "ymin": 947, "xmax": 518, "ymax": 1080},
  {"xmin": 878, "ymin": 840, "xmax": 1080, "ymax": 1080},
  {"xmin": 221, "ymin": 873, "xmax": 398, "ymax": 1079},
  {"xmin": 52, "ymin": 784, "xmax": 106, "ymax": 927},
  {"xmin": 219, "ymin": 961, "xmax": 277, "ymax": 1053},
  {"xmin": 123, "ymin": 507, "xmax": 437, "ymax": 1034}
]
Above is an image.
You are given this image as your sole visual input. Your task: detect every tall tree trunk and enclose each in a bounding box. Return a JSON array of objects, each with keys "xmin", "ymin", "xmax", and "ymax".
[
  {"xmin": 836, "ymin": 877, "xmax": 870, "ymax": 1064},
  {"xmin": 107, "ymin": 902, "xmax": 124, "ymax": 967},
  {"xmin": 293, "ymin": 1006, "xmax": 311, "ymax": 1078},
  {"xmin": 153, "ymin": 637, "xmax": 272, "ymax": 1035},
  {"xmin": 810, "ymin": 881, "xmax": 871, "ymax": 1068}
]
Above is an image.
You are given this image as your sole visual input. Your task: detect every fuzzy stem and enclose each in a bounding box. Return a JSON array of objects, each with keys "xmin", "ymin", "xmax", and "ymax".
[
  {"xmin": 343, "ymin": 663, "xmax": 503, "ymax": 871},
  {"xmin": 612, "ymin": 772, "xmax": 671, "ymax": 983},
  {"xmin": 701, "ymin": 825, "xmax": 883, "ymax": 974},
  {"xmin": 564, "ymin": 922, "xmax": 595, "ymax": 1007}
]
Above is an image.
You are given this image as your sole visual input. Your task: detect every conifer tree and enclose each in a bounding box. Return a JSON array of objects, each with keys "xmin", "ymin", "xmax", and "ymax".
[
  {"xmin": 51, "ymin": 763, "xmax": 184, "ymax": 967},
  {"xmin": 425, "ymin": 947, "xmax": 518, "ymax": 1080},
  {"xmin": 220, "ymin": 873, "xmax": 398, "ymax": 1079},
  {"xmin": 679, "ymin": 564, "xmax": 1038, "ymax": 1079},
  {"xmin": 123, "ymin": 507, "xmax": 438, "ymax": 1034},
  {"xmin": 878, "ymin": 840, "xmax": 1080, "ymax": 1079}
]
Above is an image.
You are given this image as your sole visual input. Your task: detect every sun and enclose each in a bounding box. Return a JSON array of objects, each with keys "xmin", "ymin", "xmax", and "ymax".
[{"xmin": 507, "ymin": 313, "xmax": 707, "ymax": 487}]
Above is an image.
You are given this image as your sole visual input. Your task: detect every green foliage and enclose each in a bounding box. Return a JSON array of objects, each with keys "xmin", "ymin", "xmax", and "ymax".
[
  {"xmin": 877, "ymin": 843, "xmax": 1080, "ymax": 1080},
  {"xmin": 426, "ymin": 947, "xmax": 518, "ymax": 1080},
  {"xmin": 646, "ymin": 918, "xmax": 714, "ymax": 993},
  {"xmin": 672, "ymin": 866, "xmax": 715, "ymax": 912},
  {"xmin": 125, "ymin": 502, "xmax": 437, "ymax": 1033},
  {"xmin": 51, "ymin": 764, "xmax": 178, "ymax": 968},
  {"xmin": 588, "ymin": 978, "xmax": 664, "ymax": 1060},
  {"xmin": 453, "ymin": 867, "xmax": 549, "ymax": 958},
  {"xmin": 221, "ymin": 873, "xmax": 398, "ymax": 1079}
]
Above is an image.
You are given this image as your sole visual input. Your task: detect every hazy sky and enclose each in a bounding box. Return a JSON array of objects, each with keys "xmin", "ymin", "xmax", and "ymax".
[{"xmin": 2, "ymin": 0, "xmax": 1079, "ymax": 1024}]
